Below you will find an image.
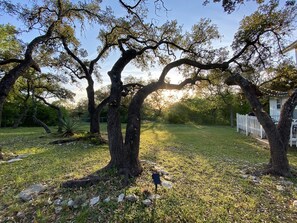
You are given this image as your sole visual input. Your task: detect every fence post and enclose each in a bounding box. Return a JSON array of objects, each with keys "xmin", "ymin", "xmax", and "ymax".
[
  {"xmin": 290, "ymin": 123, "xmax": 293, "ymax": 147},
  {"xmin": 236, "ymin": 113, "xmax": 239, "ymax": 132},
  {"xmin": 245, "ymin": 114, "xmax": 248, "ymax": 136}
]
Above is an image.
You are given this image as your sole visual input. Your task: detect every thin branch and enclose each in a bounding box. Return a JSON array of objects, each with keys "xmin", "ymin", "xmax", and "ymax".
[{"xmin": 61, "ymin": 37, "xmax": 89, "ymax": 76}]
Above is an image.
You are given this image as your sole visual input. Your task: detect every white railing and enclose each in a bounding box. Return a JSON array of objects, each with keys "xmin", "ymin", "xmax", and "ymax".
[
  {"xmin": 236, "ymin": 114, "xmax": 297, "ymax": 147},
  {"xmin": 290, "ymin": 121, "xmax": 297, "ymax": 147},
  {"xmin": 236, "ymin": 114, "xmax": 265, "ymax": 139}
]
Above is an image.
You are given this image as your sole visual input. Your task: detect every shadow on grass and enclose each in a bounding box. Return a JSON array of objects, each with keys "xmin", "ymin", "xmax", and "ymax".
[{"xmin": 61, "ymin": 166, "xmax": 136, "ymax": 191}]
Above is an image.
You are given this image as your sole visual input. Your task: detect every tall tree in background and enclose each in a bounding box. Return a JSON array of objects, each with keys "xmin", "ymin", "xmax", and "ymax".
[
  {"xmin": 7, "ymin": 70, "xmax": 74, "ymax": 131},
  {"xmin": 56, "ymin": 21, "xmax": 116, "ymax": 136},
  {"xmin": 0, "ymin": 0, "xmax": 105, "ymax": 127}
]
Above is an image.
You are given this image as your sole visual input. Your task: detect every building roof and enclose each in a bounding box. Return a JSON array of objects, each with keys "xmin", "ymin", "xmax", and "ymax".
[{"xmin": 283, "ymin": 40, "xmax": 297, "ymax": 53}]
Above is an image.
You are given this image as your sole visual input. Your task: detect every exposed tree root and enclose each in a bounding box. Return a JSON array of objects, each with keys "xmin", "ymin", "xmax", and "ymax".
[
  {"xmin": 246, "ymin": 163, "xmax": 293, "ymax": 178},
  {"xmin": 62, "ymin": 161, "xmax": 142, "ymax": 188},
  {"xmin": 61, "ymin": 175, "xmax": 107, "ymax": 188},
  {"xmin": 49, "ymin": 135, "xmax": 107, "ymax": 145},
  {"xmin": 49, "ymin": 137, "xmax": 84, "ymax": 144},
  {"xmin": 260, "ymin": 167, "xmax": 293, "ymax": 178}
]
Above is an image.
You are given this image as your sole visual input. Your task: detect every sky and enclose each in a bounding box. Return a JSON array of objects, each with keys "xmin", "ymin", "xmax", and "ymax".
[{"xmin": 1, "ymin": 0, "xmax": 296, "ymax": 103}]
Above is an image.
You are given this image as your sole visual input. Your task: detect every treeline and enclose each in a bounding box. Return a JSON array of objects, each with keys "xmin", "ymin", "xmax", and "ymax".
[
  {"xmin": 2, "ymin": 91, "xmax": 252, "ymax": 127},
  {"xmin": 2, "ymin": 100, "xmax": 68, "ymax": 127}
]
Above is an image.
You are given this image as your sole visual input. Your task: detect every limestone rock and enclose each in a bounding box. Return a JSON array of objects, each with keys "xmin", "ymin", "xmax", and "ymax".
[
  {"xmin": 148, "ymin": 194, "xmax": 161, "ymax": 200},
  {"xmin": 54, "ymin": 199, "xmax": 62, "ymax": 206},
  {"xmin": 17, "ymin": 154, "xmax": 30, "ymax": 159},
  {"xmin": 16, "ymin": 212, "xmax": 25, "ymax": 218},
  {"xmin": 104, "ymin": 197, "xmax": 111, "ymax": 203},
  {"xmin": 125, "ymin": 194, "xmax": 138, "ymax": 202},
  {"xmin": 162, "ymin": 180, "xmax": 173, "ymax": 189},
  {"xmin": 19, "ymin": 184, "xmax": 47, "ymax": 201},
  {"xmin": 276, "ymin": 185, "xmax": 285, "ymax": 191},
  {"xmin": 142, "ymin": 199, "xmax": 152, "ymax": 206},
  {"xmin": 153, "ymin": 166, "xmax": 169, "ymax": 176},
  {"xmin": 117, "ymin": 193, "xmax": 125, "ymax": 202},
  {"xmin": 163, "ymin": 174, "xmax": 173, "ymax": 181},
  {"xmin": 7, "ymin": 158, "xmax": 22, "ymax": 163},
  {"xmin": 241, "ymin": 174, "xmax": 249, "ymax": 179},
  {"xmin": 90, "ymin": 196, "xmax": 100, "ymax": 206},
  {"xmin": 67, "ymin": 199, "xmax": 74, "ymax": 207}
]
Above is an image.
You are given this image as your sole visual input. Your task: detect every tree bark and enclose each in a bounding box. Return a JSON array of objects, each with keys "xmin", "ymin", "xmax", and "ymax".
[
  {"xmin": 226, "ymin": 73, "xmax": 296, "ymax": 176},
  {"xmin": 123, "ymin": 84, "xmax": 159, "ymax": 176},
  {"xmin": 230, "ymin": 105, "xmax": 234, "ymax": 128},
  {"xmin": 32, "ymin": 115, "xmax": 51, "ymax": 134},
  {"xmin": 35, "ymin": 95, "xmax": 64, "ymax": 133},
  {"xmin": 95, "ymin": 96, "xmax": 110, "ymax": 135},
  {"xmin": 106, "ymin": 49, "xmax": 139, "ymax": 176},
  {"xmin": 85, "ymin": 77, "xmax": 100, "ymax": 134}
]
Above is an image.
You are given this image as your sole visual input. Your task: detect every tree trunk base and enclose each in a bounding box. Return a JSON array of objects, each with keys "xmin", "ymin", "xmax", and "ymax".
[
  {"xmin": 261, "ymin": 167, "xmax": 292, "ymax": 178},
  {"xmin": 104, "ymin": 160, "xmax": 143, "ymax": 185},
  {"xmin": 62, "ymin": 161, "xmax": 142, "ymax": 188}
]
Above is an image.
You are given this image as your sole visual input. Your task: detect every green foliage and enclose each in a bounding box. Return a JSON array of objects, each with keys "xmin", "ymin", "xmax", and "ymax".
[
  {"xmin": 61, "ymin": 117, "xmax": 78, "ymax": 136},
  {"xmin": 0, "ymin": 24, "xmax": 22, "ymax": 60},
  {"xmin": 165, "ymin": 94, "xmax": 251, "ymax": 125},
  {"xmin": 263, "ymin": 60, "xmax": 297, "ymax": 91},
  {"xmin": 232, "ymin": 0, "xmax": 297, "ymax": 70},
  {"xmin": 1, "ymin": 102, "xmax": 20, "ymax": 127},
  {"xmin": 2, "ymin": 100, "xmax": 67, "ymax": 127}
]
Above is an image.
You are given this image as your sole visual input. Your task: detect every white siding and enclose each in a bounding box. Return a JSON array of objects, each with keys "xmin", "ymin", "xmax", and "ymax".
[{"xmin": 268, "ymin": 97, "xmax": 297, "ymax": 121}]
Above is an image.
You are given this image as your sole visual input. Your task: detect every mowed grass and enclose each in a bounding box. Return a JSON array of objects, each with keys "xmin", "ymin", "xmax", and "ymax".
[{"xmin": 1, "ymin": 123, "xmax": 297, "ymax": 222}]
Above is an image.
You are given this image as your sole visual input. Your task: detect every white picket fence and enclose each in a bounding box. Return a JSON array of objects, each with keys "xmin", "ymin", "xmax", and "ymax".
[{"xmin": 236, "ymin": 114, "xmax": 297, "ymax": 147}]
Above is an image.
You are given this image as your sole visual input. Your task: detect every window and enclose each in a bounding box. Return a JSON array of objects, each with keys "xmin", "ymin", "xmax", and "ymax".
[{"xmin": 276, "ymin": 99, "xmax": 281, "ymax": 109}]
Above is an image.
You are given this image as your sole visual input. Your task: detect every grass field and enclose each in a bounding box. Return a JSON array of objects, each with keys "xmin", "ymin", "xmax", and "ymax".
[{"xmin": 1, "ymin": 123, "xmax": 297, "ymax": 222}]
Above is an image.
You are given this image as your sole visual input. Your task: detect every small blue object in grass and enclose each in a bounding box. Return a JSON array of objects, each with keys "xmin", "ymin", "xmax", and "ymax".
[
  {"xmin": 152, "ymin": 173, "xmax": 161, "ymax": 185},
  {"xmin": 152, "ymin": 172, "xmax": 161, "ymax": 193}
]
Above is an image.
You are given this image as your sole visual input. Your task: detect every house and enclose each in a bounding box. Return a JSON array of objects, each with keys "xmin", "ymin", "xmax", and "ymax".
[
  {"xmin": 269, "ymin": 39, "xmax": 297, "ymax": 122},
  {"xmin": 283, "ymin": 40, "xmax": 297, "ymax": 64},
  {"xmin": 269, "ymin": 96, "xmax": 297, "ymax": 122},
  {"xmin": 236, "ymin": 40, "xmax": 297, "ymax": 146}
]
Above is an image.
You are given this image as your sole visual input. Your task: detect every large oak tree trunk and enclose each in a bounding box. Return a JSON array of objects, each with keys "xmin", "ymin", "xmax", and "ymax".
[
  {"xmin": 86, "ymin": 79, "xmax": 98, "ymax": 134},
  {"xmin": 86, "ymin": 78, "xmax": 104, "ymax": 136},
  {"xmin": 230, "ymin": 105, "xmax": 234, "ymax": 128},
  {"xmin": 123, "ymin": 92, "xmax": 146, "ymax": 176},
  {"xmin": 106, "ymin": 49, "xmax": 139, "ymax": 176},
  {"xmin": 123, "ymin": 83, "xmax": 160, "ymax": 176},
  {"xmin": 89, "ymin": 109, "xmax": 100, "ymax": 134},
  {"xmin": 226, "ymin": 73, "xmax": 296, "ymax": 176}
]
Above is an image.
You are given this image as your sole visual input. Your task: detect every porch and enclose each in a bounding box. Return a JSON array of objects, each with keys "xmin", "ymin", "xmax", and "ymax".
[{"xmin": 236, "ymin": 113, "xmax": 297, "ymax": 147}]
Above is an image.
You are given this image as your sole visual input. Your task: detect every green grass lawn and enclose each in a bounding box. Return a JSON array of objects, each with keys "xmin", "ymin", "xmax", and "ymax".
[{"xmin": 1, "ymin": 123, "xmax": 297, "ymax": 222}]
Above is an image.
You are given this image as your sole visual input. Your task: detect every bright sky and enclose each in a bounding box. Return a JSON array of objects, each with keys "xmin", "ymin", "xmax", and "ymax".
[{"xmin": 1, "ymin": 0, "xmax": 296, "ymax": 103}]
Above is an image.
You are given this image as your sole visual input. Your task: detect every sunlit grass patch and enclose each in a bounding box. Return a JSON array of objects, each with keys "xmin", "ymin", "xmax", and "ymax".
[{"xmin": 1, "ymin": 123, "xmax": 297, "ymax": 222}]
